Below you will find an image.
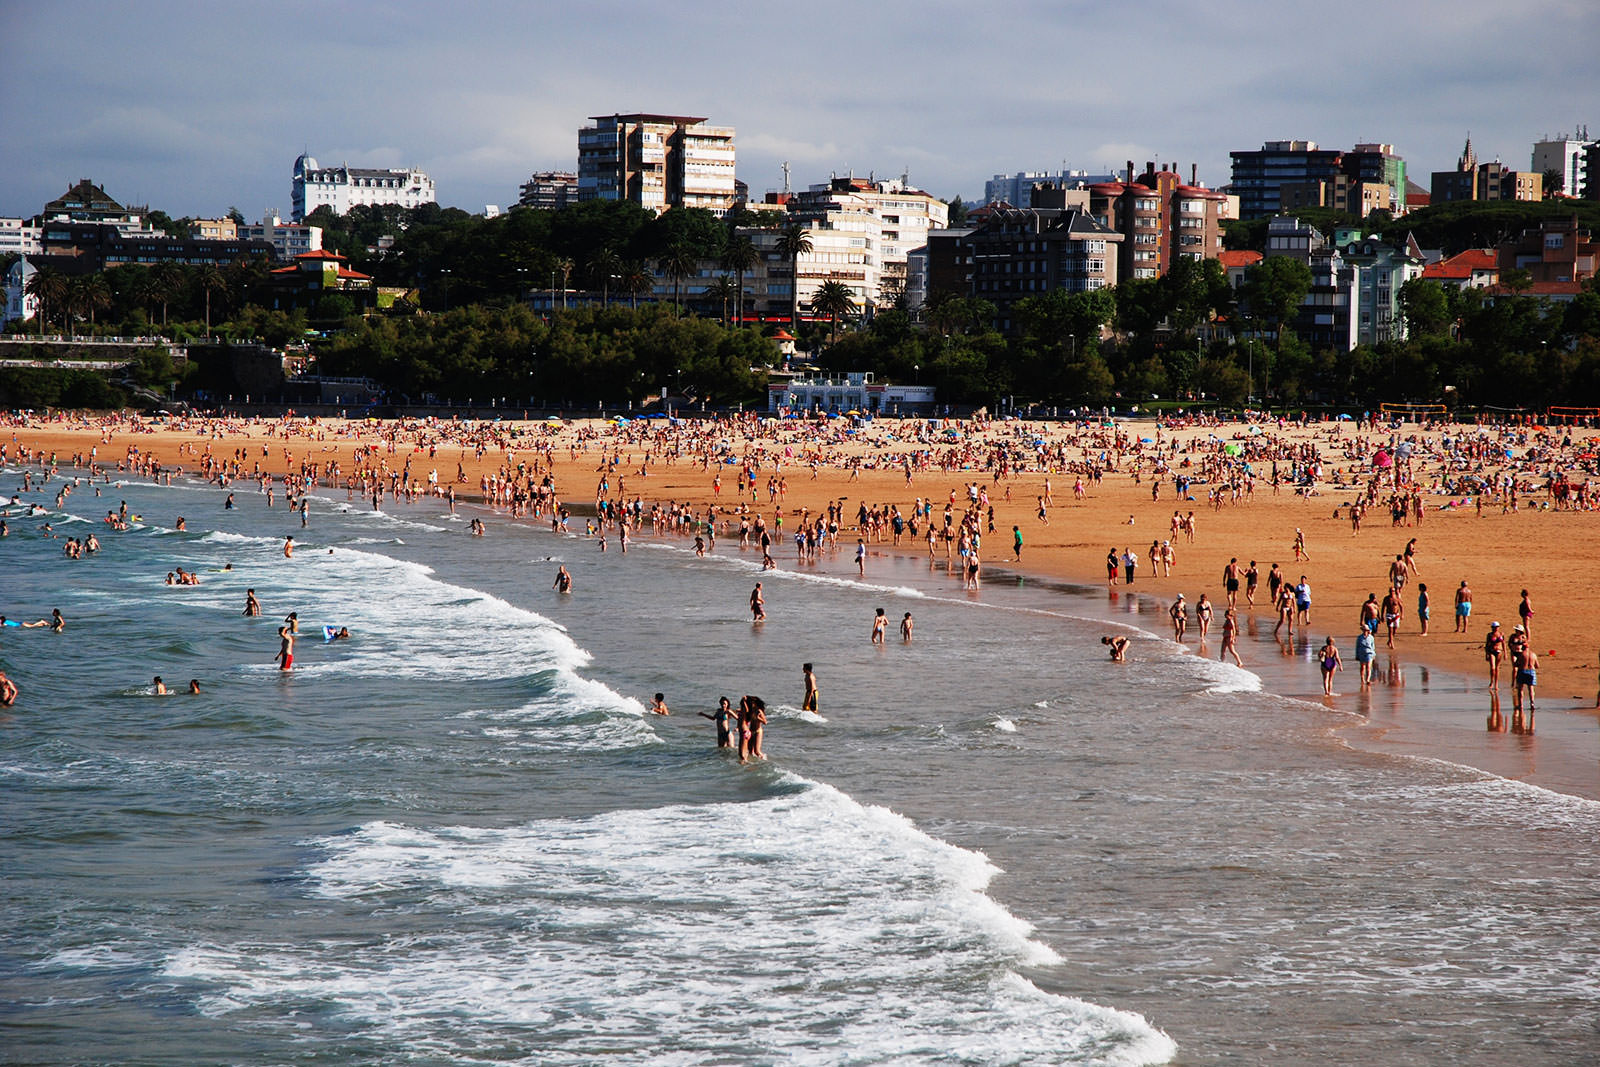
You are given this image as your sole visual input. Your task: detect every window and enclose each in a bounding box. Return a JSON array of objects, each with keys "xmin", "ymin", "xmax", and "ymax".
[{"xmin": 1545, "ymin": 233, "xmax": 1565, "ymax": 249}]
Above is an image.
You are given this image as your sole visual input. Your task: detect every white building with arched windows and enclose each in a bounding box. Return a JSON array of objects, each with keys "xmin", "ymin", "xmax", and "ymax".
[{"xmin": 291, "ymin": 154, "xmax": 436, "ymax": 220}]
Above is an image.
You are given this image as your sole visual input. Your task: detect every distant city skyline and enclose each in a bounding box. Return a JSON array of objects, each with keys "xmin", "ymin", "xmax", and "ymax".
[{"xmin": 1, "ymin": 0, "xmax": 1596, "ymax": 219}]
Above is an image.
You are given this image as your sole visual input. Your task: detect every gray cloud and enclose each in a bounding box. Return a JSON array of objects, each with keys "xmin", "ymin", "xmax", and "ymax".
[{"xmin": 1, "ymin": 0, "xmax": 1596, "ymax": 218}]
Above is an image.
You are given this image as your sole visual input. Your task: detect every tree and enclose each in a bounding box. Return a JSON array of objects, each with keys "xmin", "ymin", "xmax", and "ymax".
[
  {"xmin": 1398, "ymin": 277, "xmax": 1452, "ymax": 339},
  {"xmin": 70, "ymin": 274, "xmax": 112, "ymax": 330},
  {"xmin": 774, "ymin": 222, "xmax": 813, "ymax": 330},
  {"xmin": 810, "ymin": 279, "xmax": 856, "ymax": 343},
  {"xmin": 656, "ymin": 243, "xmax": 698, "ymax": 311},
  {"xmin": 1542, "ymin": 168, "xmax": 1564, "ymax": 198},
  {"xmin": 555, "ymin": 257, "xmax": 575, "ymax": 309},
  {"xmin": 585, "ymin": 248, "xmax": 622, "ymax": 309},
  {"xmin": 722, "ymin": 234, "xmax": 759, "ymax": 326},
  {"xmin": 1241, "ymin": 257, "xmax": 1313, "ymax": 351},
  {"xmin": 706, "ymin": 274, "xmax": 740, "ymax": 325},
  {"xmin": 24, "ymin": 265, "xmax": 69, "ymax": 335},
  {"xmin": 193, "ymin": 265, "xmax": 228, "ymax": 336},
  {"xmin": 946, "ymin": 195, "xmax": 968, "ymax": 227},
  {"xmin": 149, "ymin": 262, "xmax": 186, "ymax": 326},
  {"xmin": 618, "ymin": 261, "xmax": 652, "ymax": 310}
]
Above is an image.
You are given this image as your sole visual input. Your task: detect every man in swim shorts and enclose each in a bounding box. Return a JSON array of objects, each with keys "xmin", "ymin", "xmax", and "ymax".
[
  {"xmin": 802, "ymin": 663, "xmax": 819, "ymax": 713},
  {"xmin": 1454, "ymin": 580, "xmax": 1472, "ymax": 633}
]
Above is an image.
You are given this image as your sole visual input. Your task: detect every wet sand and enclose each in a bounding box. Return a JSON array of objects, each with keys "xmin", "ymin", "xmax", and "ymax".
[{"xmin": 9, "ymin": 411, "xmax": 1599, "ymax": 793}]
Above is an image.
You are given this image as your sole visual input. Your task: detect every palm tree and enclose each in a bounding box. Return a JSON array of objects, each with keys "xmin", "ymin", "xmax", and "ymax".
[
  {"xmin": 618, "ymin": 261, "xmax": 652, "ymax": 310},
  {"xmin": 722, "ymin": 235, "xmax": 759, "ymax": 327},
  {"xmin": 149, "ymin": 262, "xmax": 185, "ymax": 326},
  {"xmin": 71, "ymin": 274, "xmax": 113, "ymax": 331},
  {"xmin": 586, "ymin": 248, "xmax": 622, "ymax": 309},
  {"xmin": 706, "ymin": 275, "xmax": 739, "ymax": 326},
  {"xmin": 193, "ymin": 265, "xmax": 228, "ymax": 336},
  {"xmin": 774, "ymin": 222, "xmax": 813, "ymax": 331},
  {"xmin": 810, "ymin": 279, "xmax": 856, "ymax": 344},
  {"xmin": 24, "ymin": 265, "xmax": 69, "ymax": 335},
  {"xmin": 656, "ymin": 243, "xmax": 698, "ymax": 312},
  {"xmin": 555, "ymin": 257, "xmax": 574, "ymax": 310}
]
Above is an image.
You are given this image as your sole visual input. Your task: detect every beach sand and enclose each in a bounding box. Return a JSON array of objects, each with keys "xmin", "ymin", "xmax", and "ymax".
[{"xmin": 10, "ymin": 412, "xmax": 1599, "ymax": 714}]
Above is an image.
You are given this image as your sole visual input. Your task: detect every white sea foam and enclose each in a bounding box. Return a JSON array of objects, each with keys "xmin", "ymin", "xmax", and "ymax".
[
  {"xmin": 1184, "ymin": 655, "xmax": 1265, "ymax": 694},
  {"xmin": 993, "ymin": 717, "xmax": 1019, "ymax": 733},
  {"xmin": 162, "ymin": 775, "xmax": 1174, "ymax": 1063}
]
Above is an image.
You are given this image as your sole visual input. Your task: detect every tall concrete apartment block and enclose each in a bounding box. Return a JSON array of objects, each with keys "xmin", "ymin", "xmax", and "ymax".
[
  {"xmin": 1531, "ymin": 128, "xmax": 1592, "ymax": 198},
  {"xmin": 1229, "ymin": 141, "xmax": 1407, "ymax": 219},
  {"xmin": 1088, "ymin": 162, "xmax": 1228, "ymax": 281},
  {"xmin": 577, "ymin": 113, "xmax": 737, "ymax": 216}
]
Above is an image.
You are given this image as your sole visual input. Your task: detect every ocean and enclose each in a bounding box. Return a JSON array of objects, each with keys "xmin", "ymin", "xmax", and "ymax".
[{"xmin": 3, "ymin": 465, "xmax": 1598, "ymax": 1066}]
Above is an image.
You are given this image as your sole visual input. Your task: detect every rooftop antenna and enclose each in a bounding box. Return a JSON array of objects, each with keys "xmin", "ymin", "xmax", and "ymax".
[{"xmin": 781, "ymin": 161, "xmax": 790, "ymax": 195}]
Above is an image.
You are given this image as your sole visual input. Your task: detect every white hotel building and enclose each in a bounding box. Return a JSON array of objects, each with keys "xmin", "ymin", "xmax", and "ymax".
[{"xmin": 291, "ymin": 154, "xmax": 436, "ymax": 220}]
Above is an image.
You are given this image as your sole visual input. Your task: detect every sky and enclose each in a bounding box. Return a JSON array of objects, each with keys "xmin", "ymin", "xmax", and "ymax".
[{"xmin": 2, "ymin": 0, "xmax": 1597, "ymax": 221}]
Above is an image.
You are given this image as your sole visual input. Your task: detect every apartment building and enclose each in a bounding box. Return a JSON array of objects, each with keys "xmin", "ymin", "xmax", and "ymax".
[
  {"xmin": 1087, "ymin": 163, "xmax": 1228, "ymax": 281},
  {"xmin": 577, "ymin": 113, "xmax": 737, "ymax": 216},
  {"xmin": 517, "ymin": 171, "xmax": 579, "ymax": 211},
  {"xmin": 1531, "ymin": 129, "xmax": 1592, "ymax": 197}
]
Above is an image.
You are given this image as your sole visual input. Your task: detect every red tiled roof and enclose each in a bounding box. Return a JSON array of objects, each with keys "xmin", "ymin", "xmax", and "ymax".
[
  {"xmin": 1218, "ymin": 250, "xmax": 1263, "ymax": 268},
  {"xmin": 335, "ymin": 267, "xmax": 371, "ymax": 280},
  {"xmin": 1421, "ymin": 249, "xmax": 1496, "ymax": 281},
  {"xmin": 295, "ymin": 249, "xmax": 345, "ymax": 261}
]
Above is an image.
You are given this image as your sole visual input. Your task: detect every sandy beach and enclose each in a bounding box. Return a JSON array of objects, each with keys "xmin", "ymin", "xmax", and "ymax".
[{"xmin": 8, "ymin": 409, "xmax": 1599, "ymax": 713}]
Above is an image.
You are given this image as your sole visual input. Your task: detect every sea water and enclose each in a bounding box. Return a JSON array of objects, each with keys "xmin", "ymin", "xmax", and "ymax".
[{"xmin": 3, "ymin": 468, "xmax": 1598, "ymax": 1066}]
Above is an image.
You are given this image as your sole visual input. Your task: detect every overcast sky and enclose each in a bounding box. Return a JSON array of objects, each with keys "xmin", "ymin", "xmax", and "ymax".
[{"xmin": 3, "ymin": 0, "xmax": 1597, "ymax": 220}]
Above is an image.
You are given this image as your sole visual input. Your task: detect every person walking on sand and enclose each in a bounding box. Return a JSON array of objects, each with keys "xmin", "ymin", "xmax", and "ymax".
[
  {"xmin": 1293, "ymin": 528, "xmax": 1309, "ymax": 562},
  {"xmin": 1220, "ymin": 608, "xmax": 1242, "ymax": 666},
  {"xmin": 1355, "ymin": 628, "xmax": 1376, "ymax": 686},
  {"xmin": 1518, "ymin": 590, "xmax": 1534, "ymax": 637},
  {"xmin": 1196, "ymin": 592, "xmax": 1213, "ymax": 639},
  {"xmin": 1170, "ymin": 593, "xmax": 1187, "ymax": 641},
  {"xmin": 1513, "ymin": 648, "xmax": 1539, "ymax": 731},
  {"xmin": 1319, "ymin": 636, "xmax": 1342, "ymax": 696},
  {"xmin": 1454, "ymin": 580, "xmax": 1473, "ymax": 633},
  {"xmin": 1416, "ymin": 583, "xmax": 1430, "ymax": 636},
  {"xmin": 1484, "ymin": 622, "xmax": 1505, "ymax": 688},
  {"xmin": 1294, "ymin": 576, "xmax": 1313, "ymax": 627},
  {"xmin": 1223, "ymin": 558, "xmax": 1242, "ymax": 608}
]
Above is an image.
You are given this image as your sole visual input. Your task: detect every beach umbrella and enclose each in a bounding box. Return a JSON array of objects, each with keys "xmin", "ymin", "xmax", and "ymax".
[
  {"xmin": 1396, "ymin": 442, "xmax": 1414, "ymax": 458},
  {"xmin": 1372, "ymin": 450, "xmax": 1393, "ymax": 468},
  {"xmin": 1224, "ymin": 443, "xmax": 1242, "ymax": 456},
  {"xmin": 1141, "ymin": 437, "xmax": 1154, "ymax": 444},
  {"xmin": 1337, "ymin": 413, "xmax": 1353, "ymax": 420}
]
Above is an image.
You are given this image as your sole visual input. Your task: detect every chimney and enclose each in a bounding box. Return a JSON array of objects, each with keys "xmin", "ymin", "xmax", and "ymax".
[
  {"xmin": 1126, "ymin": 160, "xmax": 1134, "ymax": 183},
  {"xmin": 1191, "ymin": 163, "xmax": 1198, "ymax": 185}
]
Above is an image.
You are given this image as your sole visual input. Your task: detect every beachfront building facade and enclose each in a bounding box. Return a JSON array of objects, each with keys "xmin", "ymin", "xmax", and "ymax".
[
  {"xmin": 739, "ymin": 176, "xmax": 949, "ymax": 316},
  {"xmin": 767, "ymin": 371, "xmax": 935, "ymax": 415},
  {"xmin": 924, "ymin": 202, "xmax": 1122, "ymax": 334},
  {"xmin": 1087, "ymin": 162, "xmax": 1229, "ymax": 281},
  {"xmin": 291, "ymin": 154, "xmax": 436, "ymax": 221},
  {"xmin": 39, "ymin": 220, "xmax": 277, "ymax": 270},
  {"xmin": 577, "ymin": 114, "xmax": 738, "ymax": 216}
]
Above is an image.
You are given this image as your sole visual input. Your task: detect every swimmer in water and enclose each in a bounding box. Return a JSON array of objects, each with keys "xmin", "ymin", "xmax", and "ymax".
[
  {"xmin": 0, "ymin": 669, "xmax": 17, "ymax": 706},
  {"xmin": 698, "ymin": 697, "xmax": 735, "ymax": 748},
  {"xmin": 188, "ymin": 679, "xmax": 202, "ymax": 694},
  {"xmin": 152, "ymin": 676, "xmax": 168, "ymax": 695},
  {"xmin": 650, "ymin": 692, "xmax": 670, "ymax": 716},
  {"xmin": 283, "ymin": 535, "xmax": 294, "ymax": 558},
  {"xmin": 244, "ymin": 589, "xmax": 261, "ymax": 617},
  {"xmin": 900, "ymin": 612, "xmax": 914, "ymax": 642},
  {"xmin": 553, "ymin": 565, "xmax": 572, "ymax": 593},
  {"xmin": 802, "ymin": 663, "xmax": 819, "ymax": 713}
]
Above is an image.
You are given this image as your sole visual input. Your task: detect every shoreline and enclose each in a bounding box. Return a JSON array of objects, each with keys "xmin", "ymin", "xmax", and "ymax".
[{"xmin": 6, "ymin": 411, "xmax": 1599, "ymax": 801}]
